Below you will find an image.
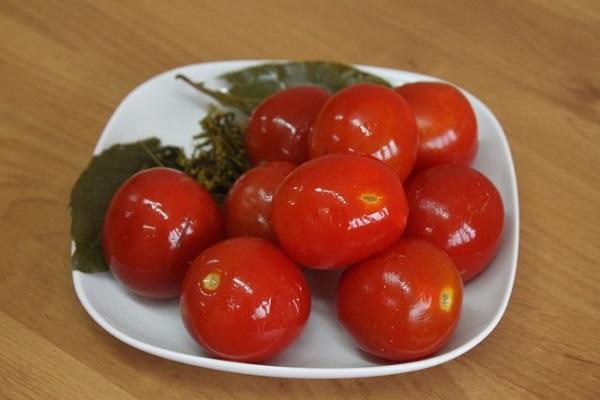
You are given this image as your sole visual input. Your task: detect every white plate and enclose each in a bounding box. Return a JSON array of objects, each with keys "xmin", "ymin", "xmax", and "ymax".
[{"xmin": 72, "ymin": 60, "xmax": 519, "ymax": 379}]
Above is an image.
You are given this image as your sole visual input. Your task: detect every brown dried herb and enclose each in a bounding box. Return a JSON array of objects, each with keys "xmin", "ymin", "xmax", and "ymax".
[{"xmin": 180, "ymin": 105, "xmax": 250, "ymax": 204}]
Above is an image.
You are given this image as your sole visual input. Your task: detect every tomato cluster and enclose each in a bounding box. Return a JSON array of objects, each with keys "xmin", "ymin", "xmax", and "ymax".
[{"xmin": 102, "ymin": 80, "xmax": 504, "ymax": 363}]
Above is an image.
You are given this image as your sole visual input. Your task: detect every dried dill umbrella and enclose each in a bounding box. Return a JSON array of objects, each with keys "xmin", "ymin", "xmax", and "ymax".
[{"xmin": 178, "ymin": 106, "xmax": 250, "ymax": 203}]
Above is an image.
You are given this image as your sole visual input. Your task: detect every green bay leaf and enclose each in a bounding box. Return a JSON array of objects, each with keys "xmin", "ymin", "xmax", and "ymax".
[
  {"xmin": 177, "ymin": 61, "xmax": 390, "ymax": 114},
  {"xmin": 69, "ymin": 138, "xmax": 168, "ymax": 272}
]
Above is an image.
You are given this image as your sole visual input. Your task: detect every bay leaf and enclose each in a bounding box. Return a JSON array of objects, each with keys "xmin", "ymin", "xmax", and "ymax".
[
  {"xmin": 69, "ymin": 138, "xmax": 168, "ymax": 272},
  {"xmin": 177, "ymin": 61, "xmax": 390, "ymax": 114}
]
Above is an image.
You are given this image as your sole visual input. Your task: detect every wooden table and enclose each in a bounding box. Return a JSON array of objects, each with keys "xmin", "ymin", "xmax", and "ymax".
[{"xmin": 1, "ymin": 1, "xmax": 598, "ymax": 398}]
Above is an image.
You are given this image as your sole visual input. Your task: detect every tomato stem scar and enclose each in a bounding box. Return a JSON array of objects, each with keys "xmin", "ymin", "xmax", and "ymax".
[
  {"xmin": 202, "ymin": 272, "xmax": 221, "ymax": 291},
  {"xmin": 440, "ymin": 288, "xmax": 453, "ymax": 311},
  {"xmin": 360, "ymin": 193, "xmax": 381, "ymax": 204}
]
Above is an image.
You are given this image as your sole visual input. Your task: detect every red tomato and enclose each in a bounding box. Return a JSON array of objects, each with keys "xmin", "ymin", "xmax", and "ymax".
[
  {"xmin": 337, "ymin": 238, "xmax": 463, "ymax": 361},
  {"xmin": 102, "ymin": 167, "xmax": 223, "ymax": 299},
  {"xmin": 245, "ymin": 86, "xmax": 330, "ymax": 165},
  {"xmin": 309, "ymin": 83, "xmax": 418, "ymax": 181},
  {"xmin": 271, "ymin": 154, "xmax": 408, "ymax": 269},
  {"xmin": 395, "ymin": 82, "xmax": 478, "ymax": 170},
  {"xmin": 180, "ymin": 237, "xmax": 311, "ymax": 362},
  {"xmin": 223, "ymin": 161, "xmax": 294, "ymax": 242},
  {"xmin": 405, "ymin": 164, "xmax": 504, "ymax": 282}
]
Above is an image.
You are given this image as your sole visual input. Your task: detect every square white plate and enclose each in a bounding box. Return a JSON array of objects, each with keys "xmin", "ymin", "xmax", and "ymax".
[{"xmin": 72, "ymin": 60, "xmax": 519, "ymax": 379}]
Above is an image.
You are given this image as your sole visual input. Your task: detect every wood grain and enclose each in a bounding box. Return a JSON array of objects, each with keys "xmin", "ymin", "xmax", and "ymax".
[{"xmin": 1, "ymin": 0, "xmax": 599, "ymax": 398}]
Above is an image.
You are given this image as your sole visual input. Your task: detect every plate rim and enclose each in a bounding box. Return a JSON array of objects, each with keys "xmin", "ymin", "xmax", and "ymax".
[{"xmin": 72, "ymin": 59, "xmax": 520, "ymax": 379}]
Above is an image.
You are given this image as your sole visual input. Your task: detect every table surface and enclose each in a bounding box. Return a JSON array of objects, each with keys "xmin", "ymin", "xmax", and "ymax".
[{"xmin": 1, "ymin": 1, "xmax": 599, "ymax": 399}]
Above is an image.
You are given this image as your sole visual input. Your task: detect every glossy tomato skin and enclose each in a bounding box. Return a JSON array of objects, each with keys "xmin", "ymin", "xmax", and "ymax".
[
  {"xmin": 271, "ymin": 154, "xmax": 408, "ymax": 269},
  {"xmin": 395, "ymin": 82, "xmax": 478, "ymax": 170},
  {"xmin": 180, "ymin": 237, "xmax": 311, "ymax": 362},
  {"xmin": 223, "ymin": 161, "xmax": 294, "ymax": 242},
  {"xmin": 309, "ymin": 84, "xmax": 418, "ymax": 181},
  {"xmin": 245, "ymin": 86, "xmax": 331, "ymax": 165},
  {"xmin": 405, "ymin": 164, "xmax": 504, "ymax": 282},
  {"xmin": 102, "ymin": 167, "xmax": 223, "ymax": 299},
  {"xmin": 337, "ymin": 238, "xmax": 463, "ymax": 361}
]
